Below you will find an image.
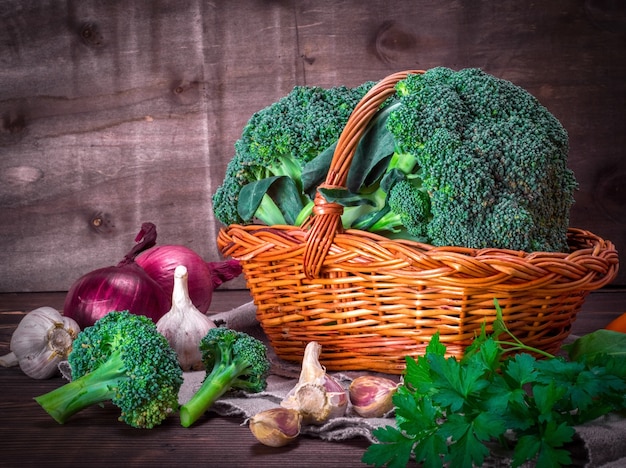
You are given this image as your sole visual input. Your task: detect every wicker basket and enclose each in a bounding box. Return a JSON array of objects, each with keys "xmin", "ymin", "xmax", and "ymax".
[{"xmin": 217, "ymin": 70, "xmax": 619, "ymax": 374}]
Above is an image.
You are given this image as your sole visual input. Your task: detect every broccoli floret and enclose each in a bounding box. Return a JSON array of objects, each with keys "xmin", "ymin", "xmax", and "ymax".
[
  {"xmin": 34, "ymin": 311, "xmax": 183, "ymax": 429},
  {"xmin": 179, "ymin": 326, "xmax": 270, "ymax": 428},
  {"xmin": 368, "ymin": 176, "xmax": 432, "ymax": 240},
  {"xmin": 212, "ymin": 82, "xmax": 375, "ymax": 226},
  {"xmin": 383, "ymin": 67, "xmax": 577, "ymax": 251}
]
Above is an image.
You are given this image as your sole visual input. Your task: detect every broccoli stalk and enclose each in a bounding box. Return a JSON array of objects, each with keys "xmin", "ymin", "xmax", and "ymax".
[
  {"xmin": 34, "ymin": 311, "xmax": 183, "ymax": 429},
  {"xmin": 253, "ymin": 193, "xmax": 290, "ymax": 226},
  {"xmin": 179, "ymin": 327, "xmax": 270, "ymax": 428},
  {"xmin": 35, "ymin": 353, "xmax": 131, "ymax": 423}
]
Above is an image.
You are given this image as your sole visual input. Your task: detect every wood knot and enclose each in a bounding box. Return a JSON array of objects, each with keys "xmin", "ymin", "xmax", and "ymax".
[
  {"xmin": 369, "ymin": 20, "xmax": 417, "ymax": 64},
  {"xmin": 0, "ymin": 113, "xmax": 28, "ymax": 144},
  {"xmin": 2, "ymin": 166, "xmax": 43, "ymax": 186},
  {"xmin": 171, "ymin": 80, "xmax": 201, "ymax": 105},
  {"xmin": 301, "ymin": 54, "xmax": 315, "ymax": 65},
  {"xmin": 79, "ymin": 22, "xmax": 104, "ymax": 47},
  {"xmin": 89, "ymin": 212, "xmax": 115, "ymax": 234},
  {"xmin": 2, "ymin": 113, "xmax": 26, "ymax": 134}
]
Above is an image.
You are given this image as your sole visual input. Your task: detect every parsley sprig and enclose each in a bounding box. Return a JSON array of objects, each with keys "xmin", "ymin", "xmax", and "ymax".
[{"xmin": 363, "ymin": 299, "xmax": 626, "ymax": 468}]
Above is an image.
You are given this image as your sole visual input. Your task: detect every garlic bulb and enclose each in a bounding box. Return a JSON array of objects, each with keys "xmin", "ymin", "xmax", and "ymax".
[
  {"xmin": 281, "ymin": 341, "xmax": 348, "ymax": 425},
  {"xmin": 156, "ymin": 265, "xmax": 215, "ymax": 371},
  {"xmin": 249, "ymin": 407, "xmax": 302, "ymax": 447},
  {"xmin": 0, "ymin": 306, "xmax": 80, "ymax": 379},
  {"xmin": 349, "ymin": 375, "xmax": 398, "ymax": 418}
]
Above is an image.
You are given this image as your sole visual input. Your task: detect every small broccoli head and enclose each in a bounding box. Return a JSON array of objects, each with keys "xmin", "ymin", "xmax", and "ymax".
[
  {"xmin": 230, "ymin": 331, "xmax": 271, "ymax": 392},
  {"xmin": 212, "ymin": 82, "xmax": 375, "ymax": 226},
  {"xmin": 179, "ymin": 326, "xmax": 270, "ymax": 427},
  {"xmin": 199, "ymin": 326, "xmax": 270, "ymax": 393},
  {"xmin": 386, "ymin": 178, "xmax": 432, "ymax": 239},
  {"xmin": 36, "ymin": 311, "xmax": 183, "ymax": 429}
]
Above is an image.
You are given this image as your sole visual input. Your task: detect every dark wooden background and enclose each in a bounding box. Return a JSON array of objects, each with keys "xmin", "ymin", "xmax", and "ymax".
[{"xmin": 1, "ymin": 0, "xmax": 625, "ymax": 293}]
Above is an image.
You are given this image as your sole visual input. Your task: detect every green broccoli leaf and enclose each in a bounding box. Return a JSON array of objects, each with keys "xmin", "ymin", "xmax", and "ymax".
[
  {"xmin": 301, "ymin": 142, "xmax": 336, "ymax": 196},
  {"xmin": 237, "ymin": 176, "xmax": 304, "ymax": 225},
  {"xmin": 348, "ymin": 102, "xmax": 398, "ymax": 192},
  {"xmin": 317, "ymin": 186, "xmax": 378, "ymax": 207}
]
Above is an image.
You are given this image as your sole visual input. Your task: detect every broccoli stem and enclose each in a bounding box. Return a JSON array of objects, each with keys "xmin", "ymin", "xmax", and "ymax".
[
  {"xmin": 34, "ymin": 355, "xmax": 125, "ymax": 424},
  {"xmin": 179, "ymin": 362, "xmax": 241, "ymax": 428},
  {"xmin": 254, "ymin": 194, "xmax": 287, "ymax": 226}
]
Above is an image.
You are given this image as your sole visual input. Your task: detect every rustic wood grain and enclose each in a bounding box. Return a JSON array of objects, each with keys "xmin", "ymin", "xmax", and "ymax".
[{"xmin": 1, "ymin": 0, "xmax": 624, "ymax": 293}]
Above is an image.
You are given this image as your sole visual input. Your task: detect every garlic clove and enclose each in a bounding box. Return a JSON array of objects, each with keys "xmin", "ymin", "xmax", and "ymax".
[
  {"xmin": 324, "ymin": 374, "xmax": 349, "ymax": 419},
  {"xmin": 249, "ymin": 407, "xmax": 302, "ymax": 447},
  {"xmin": 7, "ymin": 306, "xmax": 80, "ymax": 379},
  {"xmin": 349, "ymin": 375, "xmax": 398, "ymax": 418},
  {"xmin": 0, "ymin": 351, "xmax": 19, "ymax": 367},
  {"xmin": 156, "ymin": 265, "xmax": 216, "ymax": 371},
  {"xmin": 281, "ymin": 341, "xmax": 348, "ymax": 425}
]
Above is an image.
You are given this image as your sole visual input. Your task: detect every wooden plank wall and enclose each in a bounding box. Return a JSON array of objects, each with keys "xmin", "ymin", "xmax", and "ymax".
[{"xmin": 1, "ymin": 0, "xmax": 625, "ymax": 292}]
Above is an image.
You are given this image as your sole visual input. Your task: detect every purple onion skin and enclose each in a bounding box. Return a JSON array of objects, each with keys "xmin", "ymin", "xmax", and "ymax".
[
  {"xmin": 208, "ymin": 259, "xmax": 243, "ymax": 289},
  {"xmin": 63, "ymin": 222, "xmax": 169, "ymax": 329},
  {"xmin": 135, "ymin": 245, "xmax": 242, "ymax": 314},
  {"xmin": 63, "ymin": 262, "xmax": 170, "ymax": 329}
]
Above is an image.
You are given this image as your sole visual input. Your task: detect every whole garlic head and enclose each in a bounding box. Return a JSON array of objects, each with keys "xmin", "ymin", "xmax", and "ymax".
[
  {"xmin": 281, "ymin": 341, "xmax": 348, "ymax": 425},
  {"xmin": 156, "ymin": 265, "xmax": 216, "ymax": 371},
  {"xmin": 1, "ymin": 306, "xmax": 80, "ymax": 379}
]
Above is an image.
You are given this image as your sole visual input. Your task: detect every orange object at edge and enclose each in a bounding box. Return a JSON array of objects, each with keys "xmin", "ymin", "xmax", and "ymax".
[{"xmin": 605, "ymin": 313, "xmax": 626, "ymax": 333}]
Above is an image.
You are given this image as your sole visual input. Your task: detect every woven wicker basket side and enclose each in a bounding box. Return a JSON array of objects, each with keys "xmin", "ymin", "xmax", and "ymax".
[{"xmin": 218, "ymin": 225, "xmax": 618, "ymax": 374}]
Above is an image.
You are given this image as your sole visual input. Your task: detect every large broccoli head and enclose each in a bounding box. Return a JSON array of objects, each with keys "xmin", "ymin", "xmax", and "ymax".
[
  {"xmin": 35, "ymin": 311, "xmax": 183, "ymax": 429},
  {"xmin": 387, "ymin": 67, "xmax": 577, "ymax": 252},
  {"xmin": 212, "ymin": 82, "xmax": 375, "ymax": 226}
]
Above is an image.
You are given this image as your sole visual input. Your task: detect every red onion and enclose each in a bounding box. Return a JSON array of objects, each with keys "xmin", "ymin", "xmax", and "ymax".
[
  {"xmin": 63, "ymin": 223, "xmax": 170, "ymax": 329},
  {"xmin": 135, "ymin": 245, "xmax": 242, "ymax": 314}
]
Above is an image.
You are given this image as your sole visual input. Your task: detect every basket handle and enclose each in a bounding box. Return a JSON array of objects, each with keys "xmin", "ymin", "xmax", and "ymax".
[{"xmin": 303, "ymin": 69, "xmax": 425, "ymax": 279}]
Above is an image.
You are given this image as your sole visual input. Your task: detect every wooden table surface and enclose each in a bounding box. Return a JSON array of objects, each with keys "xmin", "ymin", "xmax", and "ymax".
[{"xmin": 1, "ymin": 289, "xmax": 625, "ymax": 468}]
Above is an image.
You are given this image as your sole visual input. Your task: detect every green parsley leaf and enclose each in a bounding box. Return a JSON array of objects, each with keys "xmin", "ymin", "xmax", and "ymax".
[
  {"xmin": 363, "ymin": 425, "xmax": 414, "ymax": 468},
  {"xmin": 363, "ymin": 299, "xmax": 626, "ymax": 468}
]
